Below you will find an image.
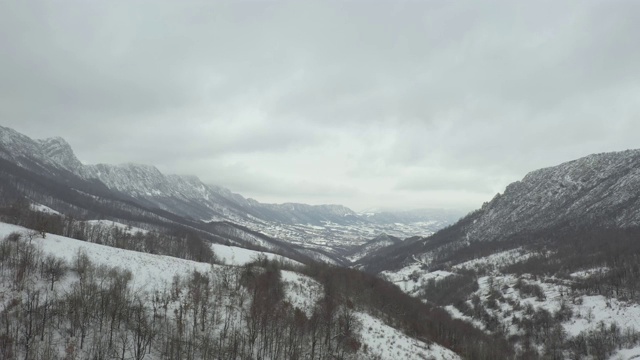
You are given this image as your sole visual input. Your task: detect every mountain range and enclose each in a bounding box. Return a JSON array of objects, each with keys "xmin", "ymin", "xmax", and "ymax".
[
  {"xmin": 6, "ymin": 123, "xmax": 640, "ymax": 358},
  {"xmin": 0, "ymin": 125, "xmax": 460, "ymax": 263}
]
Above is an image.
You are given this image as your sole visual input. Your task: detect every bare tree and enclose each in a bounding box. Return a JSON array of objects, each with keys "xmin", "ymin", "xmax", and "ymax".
[{"xmin": 42, "ymin": 255, "xmax": 67, "ymax": 291}]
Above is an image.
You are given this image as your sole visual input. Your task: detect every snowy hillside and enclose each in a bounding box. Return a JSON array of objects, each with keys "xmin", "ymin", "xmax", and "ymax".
[
  {"xmin": 361, "ymin": 149, "xmax": 640, "ymax": 358},
  {"xmin": 379, "ymin": 240, "xmax": 640, "ymax": 359},
  {"xmin": 0, "ymin": 222, "xmax": 213, "ymax": 291},
  {"xmin": 464, "ymin": 150, "xmax": 640, "ymax": 242},
  {"xmin": 211, "ymin": 243, "xmax": 301, "ymax": 266},
  {"xmin": 0, "ymin": 222, "xmax": 464, "ymax": 359}
]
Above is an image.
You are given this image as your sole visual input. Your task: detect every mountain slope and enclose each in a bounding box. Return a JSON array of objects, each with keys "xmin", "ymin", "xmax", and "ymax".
[
  {"xmin": 0, "ymin": 125, "xmax": 458, "ymax": 261},
  {"xmin": 0, "ymin": 222, "xmax": 511, "ymax": 359},
  {"xmin": 358, "ymin": 151, "xmax": 640, "ymax": 359},
  {"xmin": 361, "ymin": 149, "xmax": 640, "ymax": 273}
]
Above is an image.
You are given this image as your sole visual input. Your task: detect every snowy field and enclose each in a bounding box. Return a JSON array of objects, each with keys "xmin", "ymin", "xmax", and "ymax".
[
  {"xmin": 0, "ymin": 222, "xmax": 213, "ymax": 292},
  {"xmin": 211, "ymin": 243, "xmax": 301, "ymax": 266}
]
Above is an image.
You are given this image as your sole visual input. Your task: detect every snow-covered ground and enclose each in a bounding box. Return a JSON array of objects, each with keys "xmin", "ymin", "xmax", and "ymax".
[
  {"xmin": 612, "ymin": 346, "xmax": 640, "ymax": 360},
  {"xmin": 570, "ymin": 266, "xmax": 610, "ymax": 279},
  {"xmin": 85, "ymin": 219, "xmax": 149, "ymax": 234},
  {"xmin": 279, "ymin": 269, "xmax": 460, "ymax": 359},
  {"xmin": 281, "ymin": 270, "xmax": 323, "ymax": 316},
  {"xmin": 0, "ymin": 222, "xmax": 212, "ymax": 292},
  {"xmin": 444, "ymin": 305, "xmax": 486, "ymax": 331},
  {"xmin": 356, "ymin": 312, "xmax": 460, "ymax": 360},
  {"xmin": 474, "ymin": 273, "xmax": 640, "ymax": 343},
  {"xmin": 381, "ymin": 263, "xmax": 454, "ymax": 296},
  {"xmin": 452, "ymin": 247, "xmax": 532, "ymax": 271},
  {"xmin": 31, "ymin": 203, "xmax": 60, "ymax": 215},
  {"xmin": 211, "ymin": 243, "xmax": 301, "ymax": 266},
  {"xmin": 1, "ymin": 222, "xmax": 463, "ymax": 360},
  {"xmin": 0, "ymin": 222, "xmax": 306, "ymax": 293}
]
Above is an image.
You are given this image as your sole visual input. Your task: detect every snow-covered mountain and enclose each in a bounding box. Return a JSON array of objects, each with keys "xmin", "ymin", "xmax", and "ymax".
[
  {"xmin": 0, "ymin": 126, "xmax": 78, "ymax": 175},
  {"xmin": 0, "ymin": 125, "xmax": 361, "ymax": 225},
  {"xmin": 466, "ymin": 149, "xmax": 640, "ymax": 241},
  {"xmin": 358, "ymin": 150, "xmax": 640, "ymax": 359},
  {"xmin": 0, "ymin": 125, "xmax": 457, "ymax": 260},
  {"xmin": 360, "ymin": 149, "xmax": 640, "ymax": 272}
]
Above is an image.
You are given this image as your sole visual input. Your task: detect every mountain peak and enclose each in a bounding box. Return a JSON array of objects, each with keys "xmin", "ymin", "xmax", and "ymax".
[
  {"xmin": 0, "ymin": 126, "xmax": 82, "ymax": 172},
  {"xmin": 38, "ymin": 137, "xmax": 82, "ymax": 171}
]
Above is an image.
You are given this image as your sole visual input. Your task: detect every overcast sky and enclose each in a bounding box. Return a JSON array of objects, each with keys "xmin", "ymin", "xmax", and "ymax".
[{"xmin": 1, "ymin": 1, "xmax": 639, "ymax": 211}]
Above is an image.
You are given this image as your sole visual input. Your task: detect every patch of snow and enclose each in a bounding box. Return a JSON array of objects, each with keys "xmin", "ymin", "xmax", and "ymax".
[
  {"xmin": 85, "ymin": 219, "xmax": 148, "ymax": 234},
  {"xmin": 280, "ymin": 270, "xmax": 323, "ymax": 316},
  {"xmin": 570, "ymin": 266, "xmax": 610, "ymax": 278},
  {"xmin": 31, "ymin": 203, "xmax": 60, "ymax": 215},
  {"xmin": 0, "ymin": 222, "xmax": 212, "ymax": 292},
  {"xmin": 381, "ymin": 263, "xmax": 454, "ymax": 296},
  {"xmin": 210, "ymin": 243, "xmax": 301, "ymax": 266},
  {"xmin": 444, "ymin": 305, "xmax": 486, "ymax": 331},
  {"xmin": 452, "ymin": 248, "xmax": 532, "ymax": 270},
  {"xmin": 356, "ymin": 312, "xmax": 460, "ymax": 360},
  {"xmin": 612, "ymin": 346, "xmax": 640, "ymax": 360}
]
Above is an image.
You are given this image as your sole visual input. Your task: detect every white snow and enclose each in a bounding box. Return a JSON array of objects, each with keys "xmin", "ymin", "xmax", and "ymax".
[
  {"xmin": 0, "ymin": 223, "xmax": 307, "ymax": 295},
  {"xmin": 210, "ymin": 243, "xmax": 301, "ymax": 266},
  {"xmin": 31, "ymin": 203, "xmax": 60, "ymax": 215},
  {"xmin": 564, "ymin": 295, "xmax": 640, "ymax": 337},
  {"xmin": 0, "ymin": 222, "xmax": 465, "ymax": 359},
  {"xmin": 280, "ymin": 270, "xmax": 323, "ymax": 316},
  {"xmin": 472, "ymin": 273, "xmax": 640, "ymax": 340},
  {"xmin": 43, "ymin": 235, "xmax": 213, "ymax": 292},
  {"xmin": 569, "ymin": 266, "xmax": 610, "ymax": 278},
  {"xmin": 612, "ymin": 346, "xmax": 640, "ymax": 360},
  {"xmin": 85, "ymin": 219, "xmax": 149, "ymax": 234},
  {"xmin": 444, "ymin": 305, "xmax": 486, "ymax": 331},
  {"xmin": 381, "ymin": 263, "xmax": 454, "ymax": 296},
  {"xmin": 452, "ymin": 248, "xmax": 532, "ymax": 271},
  {"xmin": 356, "ymin": 312, "xmax": 460, "ymax": 360}
]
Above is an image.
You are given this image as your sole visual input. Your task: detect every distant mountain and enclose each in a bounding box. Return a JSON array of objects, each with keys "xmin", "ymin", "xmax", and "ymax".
[
  {"xmin": 360, "ymin": 149, "xmax": 640, "ymax": 272},
  {"xmin": 0, "ymin": 125, "xmax": 458, "ymax": 262},
  {"xmin": 0, "ymin": 125, "xmax": 367, "ymax": 226},
  {"xmin": 0, "ymin": 126, "xmax": 321, "ymax": 263}
]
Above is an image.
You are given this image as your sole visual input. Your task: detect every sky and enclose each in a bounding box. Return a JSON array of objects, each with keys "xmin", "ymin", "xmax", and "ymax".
[{"xmin": 1, "ymin": 1, "xmax": 639, "ymax": 212}]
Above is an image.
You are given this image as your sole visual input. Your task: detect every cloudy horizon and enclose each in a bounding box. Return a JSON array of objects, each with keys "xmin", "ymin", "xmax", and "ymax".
[{"xmin": 2, "ymin": 1, "xmax": 639, "ymax": 212}]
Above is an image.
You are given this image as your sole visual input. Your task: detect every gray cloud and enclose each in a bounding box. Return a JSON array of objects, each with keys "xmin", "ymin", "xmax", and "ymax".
[{"xmin": 1, "ymin": 0, "xmax": 640, "ymax": 211}]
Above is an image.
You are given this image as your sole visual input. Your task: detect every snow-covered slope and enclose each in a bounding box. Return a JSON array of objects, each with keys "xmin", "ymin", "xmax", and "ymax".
[
  {"xmin": 466, "ymin": 150, "xmax": 640, "ymax": 241},
  {"xmin": 361, "ymin": 149, "xmax": 640, "ymax": 273},
  {"xmin": 356, "ymin": 312, "xmax": 460, "ymax": 360},
  {"xmin": 0, "ymin": 222, "xmax": 464, "ymax": 360},
  {"xmin": 211, "ymin": 243, "xmax": 301, "ymax": 266},
  {"xmin": 0, "ymin": 222, "xmax": 213, "ymax": 291},
  {"xmin": 0, "ymin": 125, "xmax": 80, "ymax": 173}
]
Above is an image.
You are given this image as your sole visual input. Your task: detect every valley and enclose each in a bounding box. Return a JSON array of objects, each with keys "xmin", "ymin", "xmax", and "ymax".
[{"xmin": 3, "ymin": 125, "xmax": 640, "ymax": 359}]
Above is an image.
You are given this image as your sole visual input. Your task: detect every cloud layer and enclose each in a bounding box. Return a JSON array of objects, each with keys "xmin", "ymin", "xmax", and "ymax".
[{"xmin": 2, "ymin": 1, "xmax": 639, "ymax": 211}]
